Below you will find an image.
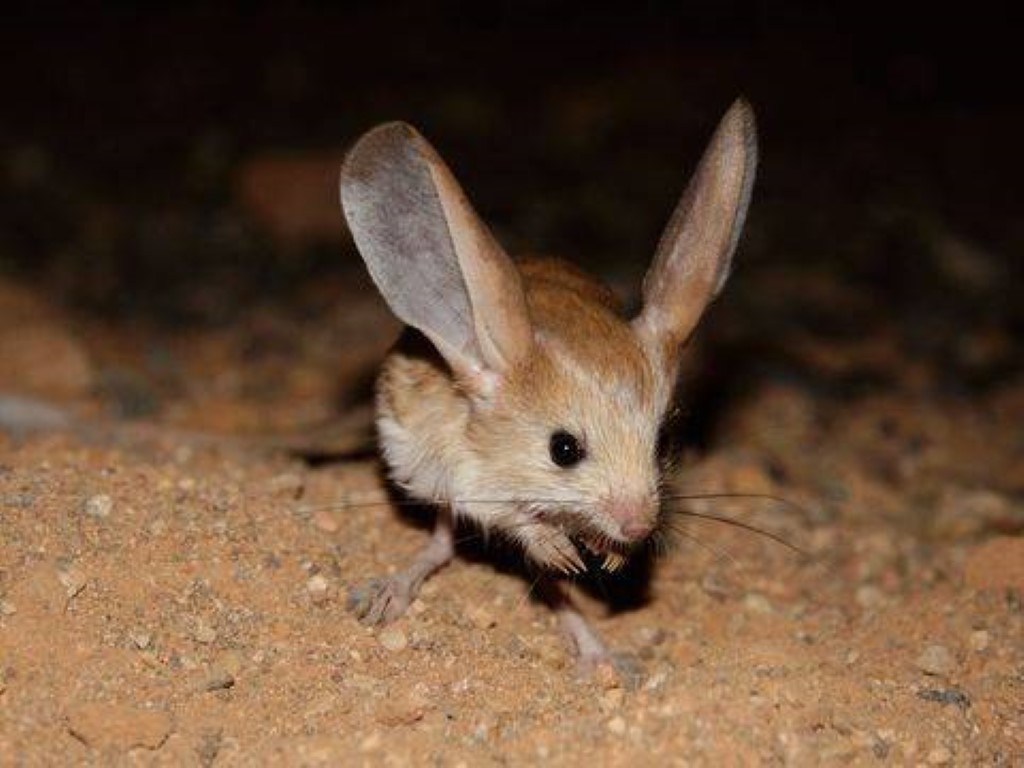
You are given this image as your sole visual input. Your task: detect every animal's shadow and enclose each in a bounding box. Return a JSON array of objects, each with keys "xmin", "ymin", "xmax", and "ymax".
[{"xmin": 375, "ymin": 469, "xmax": 656, "ymax": 617}]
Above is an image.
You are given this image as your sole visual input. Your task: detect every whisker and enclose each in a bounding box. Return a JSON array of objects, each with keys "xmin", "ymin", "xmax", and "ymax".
[
  {"xmin": 660, "ymin": 492, "xmax": 815, "ymax": 521},
  {"xmin": 660, "ymin": 522, "xmax": 742, "ymax": 570},
  {"xmin": 295, "ymin": 491, "xmax": 813, "ymax": 519},
  {"xmin": 514, "ymin": 571, "xmax": 543, "ymax": 614},
  {"xmin": 292, "ymin": 497, "xmax": 568, "ymax": 514},
  {"xmin": 292, "ymin": 492, "xmax": 811, "ymax": 563},
  {"xmin": 665, "ymin": 508, "xmax": 807, "ymax": 557},
  {"xmin": 648, "ymin": 529, "xmax": 667, "ymax": 557},
  {"xmin": 649, "ymin": 528, "xmax": 674, "ymax": 558}
]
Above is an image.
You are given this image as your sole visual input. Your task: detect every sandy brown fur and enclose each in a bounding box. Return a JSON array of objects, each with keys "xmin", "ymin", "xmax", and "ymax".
[
  {"xmin": 341, "ymin": 103, "xmax": 758, "ymax": 659},
  {"xmin": 376, "ymin": 256, "xmax": 666, "ymax": 554}
]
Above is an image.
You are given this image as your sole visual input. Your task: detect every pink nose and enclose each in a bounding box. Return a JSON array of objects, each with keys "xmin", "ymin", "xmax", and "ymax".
[
  {"xmin": 608, "ymin": 499, "xmax": 655, "ymax": 541},
  {"xmin": 620, "ymin": 518, "xmax": 654, "ymax": 540}
]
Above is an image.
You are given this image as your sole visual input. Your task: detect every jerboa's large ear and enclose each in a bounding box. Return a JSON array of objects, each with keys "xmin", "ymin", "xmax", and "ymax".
[
  {"xmin": 340, "ymin": 122, "xmax": 532, "ymax": 386},
  {"xmin": 634, "ymin": 99, "xmax": 757, "ymax": 365}
]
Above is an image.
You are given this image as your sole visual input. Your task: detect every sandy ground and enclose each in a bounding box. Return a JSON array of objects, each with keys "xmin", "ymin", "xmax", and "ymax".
[
  {"xmin": 0, "ymin": 271, "xmax": 1022, "ymax": 767},
  {"xmin": 2, "ymin": 9, "xmax": 1021, "ymax": 765}
]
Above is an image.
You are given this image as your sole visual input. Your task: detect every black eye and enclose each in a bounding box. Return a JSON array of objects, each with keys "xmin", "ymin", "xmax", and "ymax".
[{"xmin": 549, "ymin": 430, "xmax": 585, "ymax": 468}]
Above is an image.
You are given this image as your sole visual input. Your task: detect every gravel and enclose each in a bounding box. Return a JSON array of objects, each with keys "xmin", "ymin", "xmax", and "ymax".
[
  {"xmin": 915, "ymin": 644, "xmax": 956, "ymax": 676},
  {"xmin": 378, "ymin": 626, "xmax": 408, "ymax": 653},
  {"xmin": 84, "ymin": 494, "xmax": 113, "ymax": 519}
]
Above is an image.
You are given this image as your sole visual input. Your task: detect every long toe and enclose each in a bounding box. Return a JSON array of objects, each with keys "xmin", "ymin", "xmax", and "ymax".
[{"xmin": 347, "ymin": 576, "xmax": 412, "ymax": 626}]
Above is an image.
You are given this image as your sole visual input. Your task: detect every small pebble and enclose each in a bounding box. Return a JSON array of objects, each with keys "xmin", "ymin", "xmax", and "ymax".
[
  {"xmin": 57, "ymin": 567, "xmax": 87, "ymax": 599},
  {"xmin": 0, "ymin": 600, "xmax": 16, "ymax": 616},
  {"xmin": 267, "ymin": 472, "xmax": 304, "ymax": 497},
  {"xmin": 643, "ymin": 669, "xmax": 670, "ymax": 693},
  {"xmin": 139, "ymin": 651, "xmax": 160, "ymax": 668},
  {"xmin": 915, "ymin": 644, "xmax": 955, "ymax": 676},
  {"xmin": 636, "ymin": 626, "xmax": 667, "ymax": 646},
  {"xmin": 968, "ymin": 629, "xmax": 989, "ymax": 652},
  {"xmin": 743, "ymin": 593, "xmax": 773, "ymax": 614},
  {"xmin": 312, "ymin": 509, "xmax": 339, "ymax": 533},
  {"xmin": 307, "ymin": 574, "xmax": 330, "ymax": 604},
  {"xmin": 409, "ymin": 598, "xmax": 428, "ymax": 616},
  {"xmin": 855, "ymin": 585, "xmax": 885, "ymax": 609},
  {"xmin": 409, "ymin": 629, "xmax": 434, "ymax": 651},
  {"xmin": 374, "ymin": 690, "xmax": 430, "ymax": 726},
  {"xmin": 916, "ymin": 688, "xmax": 971, "ymax": 710},
  {"xmin": 606, "ymin": 716, "xmax": 627, "ymax": 736},
  {"xmin": 202, "ymin": 672, "xmax": 235, "ymax": 692},
  {"xmin": 378, "ymin": 626, "xmax": 408, "ymax": 653},
  {"xmin": 600, "ymin": 688, "xmax": 625, "ymax": 711},
  {"xmin": 927, "ymin": 746, "xmax": 952, "ymax": 765},
  {"xmin": 472, "ymin": 720, "xmax": 491, "ymax": 742},
  {"xmin": 129, "ymin": 630, "xmax": 152, "ymax": 650},
  {"xmin": 592, "ymin": 662, "xmax": 621, "ymax": 690},
  {"xmin": 700, "ymin": 573, "xmax": 732, "ymax": 599},
  {"xmin": 536, "ymin": 638, "xmax": 569, "ymax": 671},
  {"xmin": 193, "ymin": 619, "xmax": 217, "ymax": 645},
  {"xmin": 84, "ymin": 494, "xmax": 113, "ymax": 519},
  {"xmin": 467, "ymin": 605, "xmax": 496, "ymax": 630}
]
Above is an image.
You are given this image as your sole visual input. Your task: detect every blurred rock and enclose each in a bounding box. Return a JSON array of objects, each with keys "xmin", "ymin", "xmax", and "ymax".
[
  {"xmin": 84, "ymin": 494, "xmax": 113, "ymax": 519},
  {"xmin": 200, "ymin": 671, "xmax": 236, "ymax": 693},
  {"xmin": 0, "ymin": 395, "xmax": 72, "ymax": 435},
  {"xmin": 916, "ymin": 687, "xmax": 971, "ymax": 710},
  {"xmin": 128, "ymin": 629, "xmax": 152, "ymax": 650},
  {"xmin": 0, "ymin": 323, "xmax": 93, "ymax": 400},
  {"xmin": 306, "ymin": 574, "xmax": 330, "ymax": 605},
  {"xmin": 968, "ymin": 630, "xmax": 989, "ymax": 653},
  {"xmin": 94, "ymin": 367, "xmax": 160, "ymax": 419},
  {"xmin": 192, "ymin": 618, "xmax": 217, "ymax": 645},
  {"xmin": 0, "ymin": 278, "xmax": 55, "ymax": 323},
  {"xmin": 378, "ymin": 626, "xmax": 407, "ymax": 653},
  {"xmin": 0, "ymin": 278, "xmax": 94, "ymax": 401},
  {"xmin": 932, "ymin": 488, "xmax": 1019, "ymax": 540},
  {"xmin": 606, "ymin": 715, "xmax": 627, "ymax": 735},
  {"xmin": 963, "ymin": 537, "xmax": 1024, "ymax": 591},
  {"xmin": 374, "ymin": 689, "xmax": 430, "ymax": 726},
  {"xmin": 743, "ymin": 592, "xmax": 774, "ymax": 615},
  {"xmin": 312, "ymin": 509, "xmax": 339, "ymax": 533},
  {"xmin": 235, "ymin": 150, "xmax": 347, "ymax": 248},
  {"xmin": 915, "ymin": 644, "xmax": 956, "ymax": 676}
]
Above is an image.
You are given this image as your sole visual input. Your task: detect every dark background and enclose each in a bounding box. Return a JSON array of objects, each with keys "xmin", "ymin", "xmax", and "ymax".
[{"xmin": 2, "ymin": 2, "xmax": 1020, "ymax": 391}]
